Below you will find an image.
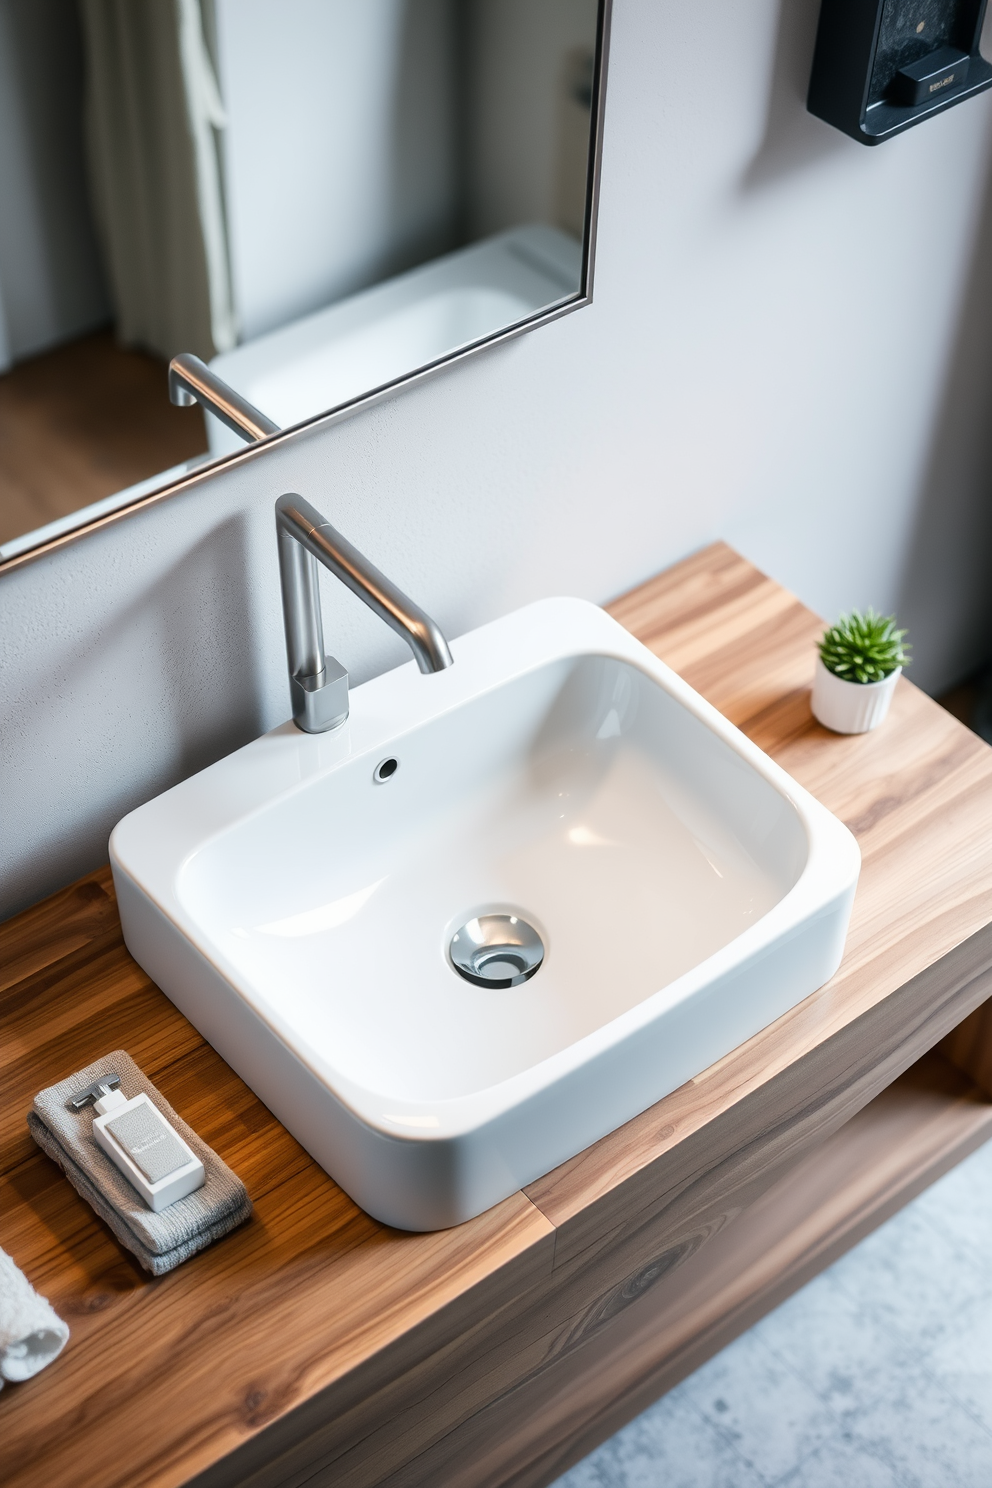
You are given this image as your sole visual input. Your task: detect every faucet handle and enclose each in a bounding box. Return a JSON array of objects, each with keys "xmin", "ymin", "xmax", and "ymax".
[{"xmin": 290, "ymin": 656, "xmax": 349, "ymax": 734}]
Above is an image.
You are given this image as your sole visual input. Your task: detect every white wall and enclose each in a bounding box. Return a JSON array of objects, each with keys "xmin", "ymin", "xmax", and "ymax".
[
  {"xmin": 216, "ymin": 0, "xmax": 460, "ymax": 343},
  {"xmin": 4, "ymin": 0, "xmax": 992, "ymax": 921},
  {"xmin": 0, "ymin": 0, "xmax": 109, "ymax": 367}
]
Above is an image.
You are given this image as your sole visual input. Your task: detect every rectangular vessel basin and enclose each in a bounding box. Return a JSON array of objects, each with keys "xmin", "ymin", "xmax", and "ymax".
[{"xmin": 111, "ymin": 598, "xmax": 860, "ymax": 1230}]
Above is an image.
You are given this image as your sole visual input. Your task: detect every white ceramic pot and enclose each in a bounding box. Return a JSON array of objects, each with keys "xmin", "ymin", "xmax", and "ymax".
[{"xmin": 810, "ymin": 656, "xmax": 901, "ymax": 735}]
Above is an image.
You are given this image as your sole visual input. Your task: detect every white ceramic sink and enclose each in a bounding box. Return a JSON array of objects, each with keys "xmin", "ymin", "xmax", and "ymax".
[{"xmin": 111, "ymin": 599, "xmax": 860, "ymax": 1230}]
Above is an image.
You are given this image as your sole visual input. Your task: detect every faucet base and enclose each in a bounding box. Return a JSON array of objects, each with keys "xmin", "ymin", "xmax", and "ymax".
[{"xmin": 291, "ymin": 659, "xmax": 349, "ymax": 733}]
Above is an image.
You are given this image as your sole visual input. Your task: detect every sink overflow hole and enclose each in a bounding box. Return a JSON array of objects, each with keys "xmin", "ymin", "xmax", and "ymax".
[
  {"xmin": 450, "ymin": 914, "xmax": 544, "ymax": 989},
  {"xmin": 373, "ymin": 757, "xmax": 399, "ymax": 784}
]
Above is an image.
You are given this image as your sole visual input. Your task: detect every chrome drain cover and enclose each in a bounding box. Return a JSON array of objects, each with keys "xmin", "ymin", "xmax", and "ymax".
[{"xmin": 449, "ymin": 914, "xmax": 544, "ymax": 989}]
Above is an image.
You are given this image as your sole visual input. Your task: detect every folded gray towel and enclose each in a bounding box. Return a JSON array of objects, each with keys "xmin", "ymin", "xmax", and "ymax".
[
  {"xmin": 0, "ymin": 1247, "xmax": 69, "ymax": 1386},
  {"xmin": 29, "ymin": 1050, "xmax": 252, "ymax": 1276}
]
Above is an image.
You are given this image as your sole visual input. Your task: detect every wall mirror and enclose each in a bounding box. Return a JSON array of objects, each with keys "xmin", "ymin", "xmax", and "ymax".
[{"xmin": 0, "ymin": 0, "xmax": 610, "ymax": 569}]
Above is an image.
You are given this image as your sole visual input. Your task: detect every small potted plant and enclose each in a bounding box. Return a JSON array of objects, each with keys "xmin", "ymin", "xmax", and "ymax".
[{"xmin": 811, "ymin": 608, "xmax": 910, "ymax": 735}]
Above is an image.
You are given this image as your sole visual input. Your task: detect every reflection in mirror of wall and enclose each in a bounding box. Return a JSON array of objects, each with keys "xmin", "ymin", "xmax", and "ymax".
[{"xmin": 0, "ymin": 0, "xmax": 607, "ymax": 565}]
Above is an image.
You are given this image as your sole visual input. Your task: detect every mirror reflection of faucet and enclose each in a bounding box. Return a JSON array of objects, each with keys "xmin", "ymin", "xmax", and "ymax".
[
  {"xmin": 168, "ymin": 353, "xmax": 278, "ymax": 444},
  {"xmin": 169, "ymin": 229, "xmax": 581, "ymax": 461}
]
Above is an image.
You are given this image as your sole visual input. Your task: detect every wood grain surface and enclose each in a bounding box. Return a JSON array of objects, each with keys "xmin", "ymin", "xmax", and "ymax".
[
  {"xmin": 0, "ymin": 330, "xmax": 207, "ymax": 546},
  {"xmin": 2, "ymin": 542, "xmax": 992, "ymax": 1488}
]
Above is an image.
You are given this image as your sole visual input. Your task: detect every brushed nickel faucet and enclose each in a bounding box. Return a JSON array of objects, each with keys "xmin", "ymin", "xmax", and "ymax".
[
  {"xmin": 276, "ymin": 494, "xmax": 453, "ymax": 733},
  {"xmin": 167, "ymin": 354, "xmax": 451, "ymax": 731}
]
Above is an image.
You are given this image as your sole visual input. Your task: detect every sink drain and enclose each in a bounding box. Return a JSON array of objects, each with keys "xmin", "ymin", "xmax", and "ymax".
[{"xmin": 449, "ymin": 914, "xmax": 544, "ymax": 989}]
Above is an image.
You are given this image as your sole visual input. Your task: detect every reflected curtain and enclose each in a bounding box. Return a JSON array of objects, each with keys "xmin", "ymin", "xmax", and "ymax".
[{"xmin": 78, "ymin": 0, "xmax": 236, "ymax": 361}]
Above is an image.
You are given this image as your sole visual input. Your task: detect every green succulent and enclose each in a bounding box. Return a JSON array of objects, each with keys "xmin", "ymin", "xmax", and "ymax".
[{"xmin": 819, "ymin": 608, "xmax": 910, "ymax": 685}]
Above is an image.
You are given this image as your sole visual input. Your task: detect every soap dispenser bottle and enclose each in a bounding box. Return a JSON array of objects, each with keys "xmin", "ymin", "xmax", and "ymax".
[{"xmin": 73, "ymin": 1074, "xmax": 205, "ymax": 1212}]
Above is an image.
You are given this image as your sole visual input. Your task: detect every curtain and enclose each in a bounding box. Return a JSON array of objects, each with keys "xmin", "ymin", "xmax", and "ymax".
[{"xmin": 78, "ymin": 0, "xmax": 236, "ymax": 361}]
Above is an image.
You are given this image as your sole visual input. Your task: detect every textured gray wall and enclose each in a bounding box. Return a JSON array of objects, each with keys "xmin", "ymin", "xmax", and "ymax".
[{"xmin": 4, "ymin": 0, "xmax": 992, "ymax": 919}]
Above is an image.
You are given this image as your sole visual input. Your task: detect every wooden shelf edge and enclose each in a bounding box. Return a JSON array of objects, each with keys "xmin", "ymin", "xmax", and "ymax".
[{"xmin": 388, "ymin": 1047, "xmax": 992, "ymax": 1488}]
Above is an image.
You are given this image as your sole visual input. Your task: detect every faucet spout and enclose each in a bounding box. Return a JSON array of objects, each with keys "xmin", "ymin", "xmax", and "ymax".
[
  {"xmin": 275, "ymin": 493, "xmax": 453, "ymax": 734},
  {"xmin": 169, "ymin": 353, "xmax": 279, "ymax": 444}
]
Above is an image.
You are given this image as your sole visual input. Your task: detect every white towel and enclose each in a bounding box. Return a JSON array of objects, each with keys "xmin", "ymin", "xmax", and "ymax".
[{"xmin": 0, "ymin": 1247, "xmax": 69, "ymax": 1386}]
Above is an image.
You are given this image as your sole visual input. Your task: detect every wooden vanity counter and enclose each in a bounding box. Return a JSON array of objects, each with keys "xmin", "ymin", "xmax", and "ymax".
[{"xmin": 4, "ymin": 543, "xmax": 992, "ymax": 1488}]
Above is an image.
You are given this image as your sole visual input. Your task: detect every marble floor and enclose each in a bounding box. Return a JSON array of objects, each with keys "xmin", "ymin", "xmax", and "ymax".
[{"xmin": 553, "ymin": 1135, "xmax": 992, "ymax": 1488}]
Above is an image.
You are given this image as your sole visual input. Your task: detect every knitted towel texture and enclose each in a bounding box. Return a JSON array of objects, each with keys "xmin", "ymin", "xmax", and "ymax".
[{"xmin": 29, "ymin": 1050, "xmax": 252, "ymax": 1276}]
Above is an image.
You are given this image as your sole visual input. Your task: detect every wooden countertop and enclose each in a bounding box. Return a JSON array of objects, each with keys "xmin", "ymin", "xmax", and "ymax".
[{"xmin": 4, "ymin": 542, "xmax": 992, "ymax": 1488}]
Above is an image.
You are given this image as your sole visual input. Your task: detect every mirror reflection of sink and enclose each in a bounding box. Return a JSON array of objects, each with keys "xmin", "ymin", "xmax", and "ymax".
[
  {"xmin": 205, "ymin": 225, "xmax": 582, "ymax": 457},
  {"xmin": 111, "ymin": 599, "xmax": 860, "ymax": 1231}
]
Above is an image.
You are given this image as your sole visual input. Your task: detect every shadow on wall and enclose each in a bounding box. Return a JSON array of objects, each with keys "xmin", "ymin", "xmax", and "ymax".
[
  {"xmin": 150, "ymin": 512, "xmax": 267, "ymax": 783},
  {"xmin": 2, "ymin": 513, "xmax": 266, "ymax": 920},
  {"xmin": 0, "ymin": 0, "xmax": 109, "ymax": 361},
  {"xmin": 741, "ymin": 0, "xmax": 848, "ymax": 192},
  {"xmin": 384, "ymin": 0, "xmax": 462, "ymax": 275},
  {"xmin": 895, "ymin": 132, "xmax": 992, "ymax": 692}
]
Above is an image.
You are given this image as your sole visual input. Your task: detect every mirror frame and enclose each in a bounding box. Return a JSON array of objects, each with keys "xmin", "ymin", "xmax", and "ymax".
[{"xmin": 0, "ymin": 0, "xmax": 612, "ymax": 577}]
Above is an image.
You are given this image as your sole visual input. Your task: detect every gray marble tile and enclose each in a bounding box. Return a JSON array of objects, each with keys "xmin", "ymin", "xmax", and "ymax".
[
  {"xmin": 826, "ymin": 1199, "xmax": 986, "ymax": 1353},
  {"xmin": 553, "ymin": 1386, "xmax": 764, "ymax": 1488},
  {"xmin": 680, "ymin": 1325, "xmax": 834, "ymax": 1482},
  {"xmin": 924, "ymin": 1286, "xmax": 992, "ymax": 1434},
  {"xmin": 749, "ymin": 1265, "xmax": 907, "ymax": 1417},
  {"xmin": 774, "ymin": 1436, "xmax": 905, "ymax": 1487},
  {"xmin": 841, "ymin": 1364, "xmax": 992, "ymax": 1488}
]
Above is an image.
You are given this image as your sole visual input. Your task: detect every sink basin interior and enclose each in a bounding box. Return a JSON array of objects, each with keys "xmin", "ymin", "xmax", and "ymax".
[{"xmin": 177, "ymin": 655, "xmax": 807, "ymax": 1105}]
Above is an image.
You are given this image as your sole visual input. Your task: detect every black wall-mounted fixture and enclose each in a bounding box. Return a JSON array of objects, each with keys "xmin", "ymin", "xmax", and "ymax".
[{"xmin": 808, "ymin": 0, "xmax": 992, "ymax": 144}]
